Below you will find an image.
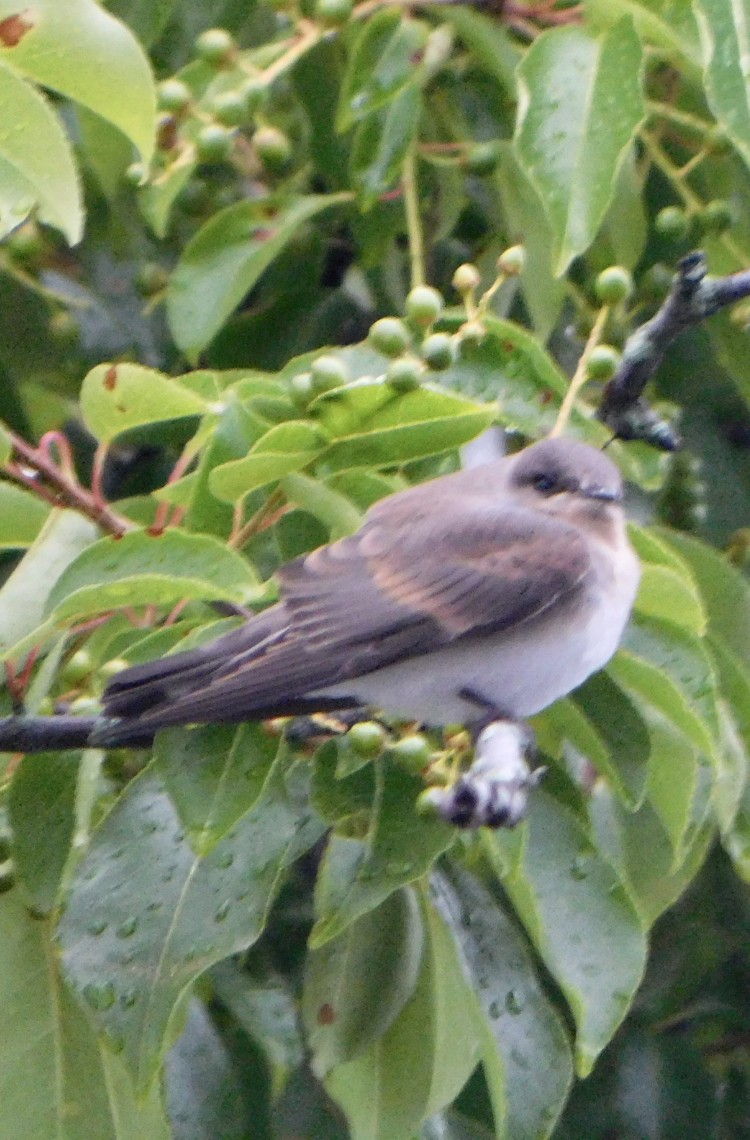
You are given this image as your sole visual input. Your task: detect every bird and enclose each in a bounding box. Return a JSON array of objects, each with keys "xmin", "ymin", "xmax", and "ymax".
[{"xmin": 97, "ymin": 436, "xmax": 640, "ymax": 745}]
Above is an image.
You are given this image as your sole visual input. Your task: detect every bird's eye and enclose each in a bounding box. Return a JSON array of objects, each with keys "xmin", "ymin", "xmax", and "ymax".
[{"xmin": 531, "ymin": 473, "xmax": 558, "ymax": 493}]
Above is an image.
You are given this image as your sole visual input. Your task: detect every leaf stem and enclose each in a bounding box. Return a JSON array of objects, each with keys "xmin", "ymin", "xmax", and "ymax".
[
  {"xmin": 402, "ymin": 148, "xmax": 425, "ymax": 290},
  {"xmin": 549, "ymin": 305, "xmax": 610, "ymax": 438}
]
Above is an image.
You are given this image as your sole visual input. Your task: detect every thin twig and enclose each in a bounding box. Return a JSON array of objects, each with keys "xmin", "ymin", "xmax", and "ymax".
[{"xmin": 2, "ymin": 428, "xmax": 132, "ymax": 536}]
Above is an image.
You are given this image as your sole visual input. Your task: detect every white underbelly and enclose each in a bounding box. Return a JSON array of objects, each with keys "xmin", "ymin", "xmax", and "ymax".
[{"xmin": 317, "ymin": 546, "xmax": 639, "ymax": 725}]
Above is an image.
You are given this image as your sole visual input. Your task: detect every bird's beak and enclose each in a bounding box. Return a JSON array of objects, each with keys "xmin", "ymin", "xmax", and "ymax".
[{"xmin": 583, "ymin": 486, "xmax": 622, "ymax": 503}]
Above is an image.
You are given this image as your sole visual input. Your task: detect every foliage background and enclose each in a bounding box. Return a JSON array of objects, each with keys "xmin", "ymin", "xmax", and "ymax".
[{"xmin": 1, "ymin": 0, "xmax": 750, "ymax": 1136}]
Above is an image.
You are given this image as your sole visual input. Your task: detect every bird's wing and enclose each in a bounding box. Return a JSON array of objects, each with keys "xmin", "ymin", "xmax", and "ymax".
[{"xmin": 104, "ymin": 493, "xmax": 593, "ymax": 728}]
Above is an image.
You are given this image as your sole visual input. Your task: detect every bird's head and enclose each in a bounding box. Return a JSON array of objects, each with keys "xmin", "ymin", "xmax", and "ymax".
[{"xmin": 508, "ymin": 437, "xmax": 624, "ymax": 529}]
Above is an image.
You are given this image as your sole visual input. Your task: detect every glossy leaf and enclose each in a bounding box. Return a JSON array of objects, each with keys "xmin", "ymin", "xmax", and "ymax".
[
  {"xmin": 500, "ymin": 788, "xmax": 647, "ymax": 1076},
  {"xmin": 337, "ymin": 11, "xmax": 429, "ymax": 131},
  {"xmin": 315, "ymin": 383, "xmax": 495, "ymax": 471},
  {"xmin": 351, "ymin": 84, "xmax": 422, "ymax": 210},
  {"xmin": 154, "ymin": 725, "xmax": 283, "ymax": 855},
  {"xmin": 9, "ymin": 752, "xmax": 79, "ymax": 915},
  {"xmin": 0, "ymin": 58, "xmax": 82, "ymax": 241},
  {"xmin": 167, "ymin": 195, "xmax": 350, "ymax": 360},
  {"xmin": 209, "ymin": 421, "xmax": 328, "ymax": 502},
  {"xmin": 45, "ymin": 529, "xmax": 260, "ymax": 624},
  {"xmin": 57, "ymin": 752, "xmax": 311, "ymax": 1091},
  {"xmin": 633, "ymin": 563, "xmax": 705, "ymax": 634},
  {"xmin": 311, "ymin": 759, "xmax": 454, "ymax": 947},
  {"xmin": 0, "ymin": 890, "xmax": 170, "ymax": 1139},
  {"xmin": 0, "ymin": 511, "xmax": 99, "ymax": 660},
  {"xmin": 432, "ymin": 865, "xmax": 574, "ymax": 1139},
  {"xmin": 0, "ymin": 0, "xmax": 155, "ymax": 163},
  {"xmin": 325, "ymin": 886, "xmax": 481, "ymax": 1140},
  {"xmin": 515, "ymin": 20, "xmax": 645, "ymax": 273},
  {"xmin": 80, "ymin": 363, "xmax": 215, "ymax": 443},
  {"xmin": 303, "ymin": 887, "xmax": 424, "ymax": 1075},
  {"xmin": 0, "ymin": 481, "xmax": 49, "ymax": 549},
  {"xmin": 694, "ymin": 0, "xmax": 750, "ymax": 171}
]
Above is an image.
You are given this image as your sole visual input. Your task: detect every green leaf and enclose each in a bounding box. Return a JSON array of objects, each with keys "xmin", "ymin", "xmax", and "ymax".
[
  {"xmin": 0, "ymin": 890, "xmax": 171, "ymax": 1139},
  {"xmin": 325, "ymin": 886, "xmax": 481, "ymax": 1140},
  {"xmin": 622, "ymin": 616, "xmax": 720, "ymax": 749},
  {"xmin": 0, "ymin": 0, "xmax": 155, "ymax": 163},
  {"xmin": 570, "ymin": 671, "xmax": 652, "ymax": 807},
  {"xmin": 314, "ymin": 382, "xmax": 495, "ymax": 471},
  {"xmin": 167, "ymin": 194, "xmax": 350, "ymax": 361},
  {"xmin": 694, "ymin": 0, "xmax": 750, "ymax": 172},
  {"xmin": 351, "ymin": 84, "xmax": 422, "ymax": 210},
  {"xmin": 591, "ymin": 782, "xmax": 714, "ymax": 926},
  {"xmin": 0, "ymin": 58, "xmax": 82, "ymax": 242},
  {"xmin": 337, "ymin": 11, "xmax": 429, "ymax": 131},
  {"xmin": 432, "ymin": 865, "xmax": 574, "ymax": 1139},
  {"xmin": 57, "ymin": 751, "xmax": 310, "ymax": 1092},
  {"xmin": 282, "ymin": 472, "xmax": 363, "ymax": 539},
  {"xmin": 303, "ymin": 887, "xmax": 425, "ymax": 1076},
  {"xmin": 311, "ymin": 759, "xmax": 454, "ymax": 947},
  {"xmin": 8, "ymin": 752, "xmax": 79, "ymax": 914},
  {"xmin": 634, "ymin": 563, "xmax": 706, "ymax": 634},
  {"xmin": 0, "ymin": 510, "xmax": 99, "ymax": 660},
  {"xmin": 585, "ymin": 1, "xmax": 700, "ymax": 61},
  {"xmin": 80, "ymin": 363, "xmax": 215, "ymax": 444},
  {"xmin": 655, "ymin": 527, "xmax": 750, "ymax": 673},
  {"xmin": 514, "ymin": 20, "xmax": 646, "ymax": 273},
  {"xmin": 0, "ymin": 481, "xmax": 49, "ymax": 548},
  {"xmin": 495, "ymin": 145, "xmax": 565, "ymax": 341},
  {"xmin": 45, "ymin": 529, "xmax": 260, "ymax": 624},
  {"xmin": 500, "ymin": 788, "xmax": 647, "ymax": 1076},
  {"xmin": 154, "ymin": 725, "xmax": 282, "ymax": 855},
  {"xmin": 209, "ymin": 421, "xmax": 329, "ymax": 502}
]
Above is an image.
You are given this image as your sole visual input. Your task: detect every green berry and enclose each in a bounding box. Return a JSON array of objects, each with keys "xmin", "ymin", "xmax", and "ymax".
[
  {"xmin": 498, "ymin": 244, "xmax": 525, "ymax": 276},
  {"xmin": 61, "ymin": 649, "xmax": 94, "ymax": 687},
  {"xmin": 391, "ymin": 733, "xmax": 433, "ymax": 773},
  {"xmin": 315, "ymin": 0, "xmax": 354, "ymax": 24},
  {"xmin": 6, "ymin": 222, "xmax": 44, "ymax": 267},
  {"xmin": 586, "ymin": 344, "xmax": 622, "ymax": 380},
  {"xmin": 701, "ymin": 198, "xmax": 733, "ymax": 234},
  {"xmin": 641, "ymin": 262, "xmax": 673, "ymax": 299},
  {"xmin": 69, "ymin": 696, "xmax": 101, "ymax": 716},
  {"xmin": 387, "ymin": 355, "xmax": 423, "ymax": 391},
  {"xmin": 135, "ymin": 263, "xmax": 169, "ymax": 297},
  {"xmin": 289, "ymin": 371, "xmax": 314, "ymax": 409},
  {"xmin": 465, "ymin": 140, "xmax": 501, "ymax": 176},
  {"xmin": 195, "ymin": 27, "xmax": 235, "ymax": 67},
  {"xmin": 655, "ymin": 205, "xmax": 689, "ymax": 241},
  {"xmin": 196, "ymin": 124, "xmax": 234, "ymax": 164},
  {"xmin": 369, "ymin": 317, "xmax": 410, "ymax": 357},
  {"xmin": 347, "ymin": 720, "xmax": 387, "ymax": 759},
  {"xmin": 594, "ymin": 266, "xmax": 633, "ymax": 306},
  {"xmin": 422, "ymin": 332, "xmax": 455, "ymax": 371},
  {"xmin": 176, "ymin": 178, "xmax": 211, "ymax": 214},
  {"xmin": 241, "ymin": 79, "xmax": 267, "ymax": 116},
  {"xmin": 99, "ymin": 658, "xmax": 130, "ymax": 681},
  {"xmin": 210, "ymin": 89, "xmax": 249, "ymax": 127},
  {"xmin": 405, "ymin": 285, "xmax": 444, "ymax": 327},
  {"xmin": 311, "ymin": 354, "xmax": 349, "ymax": 393},
  {"xmin": 157, "ymin": 78, "xmax": 192, "ymax": 114},
  {"xmin": 458, "ymin": 319, "xmax": 486, "ymax": 344},
  {"xmin": 124, "ymin": 161, "xmax": 147, "ymax": 188},
  {"xmin": 253, "ymin": 125, "xmax": 292, "ymax": 171},
  {"xmin": 49, "ymin": 310, "xmax": 79, "ymax": 349},
  {"xmin": 452, "ymin": 262, "xmax": 481, "ymax": 294}
]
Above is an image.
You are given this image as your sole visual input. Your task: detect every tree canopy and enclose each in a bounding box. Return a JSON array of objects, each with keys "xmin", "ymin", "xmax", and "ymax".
[{"xmin": 2, "ymin": 1, "xmax": 750, "ymax": 1136}]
